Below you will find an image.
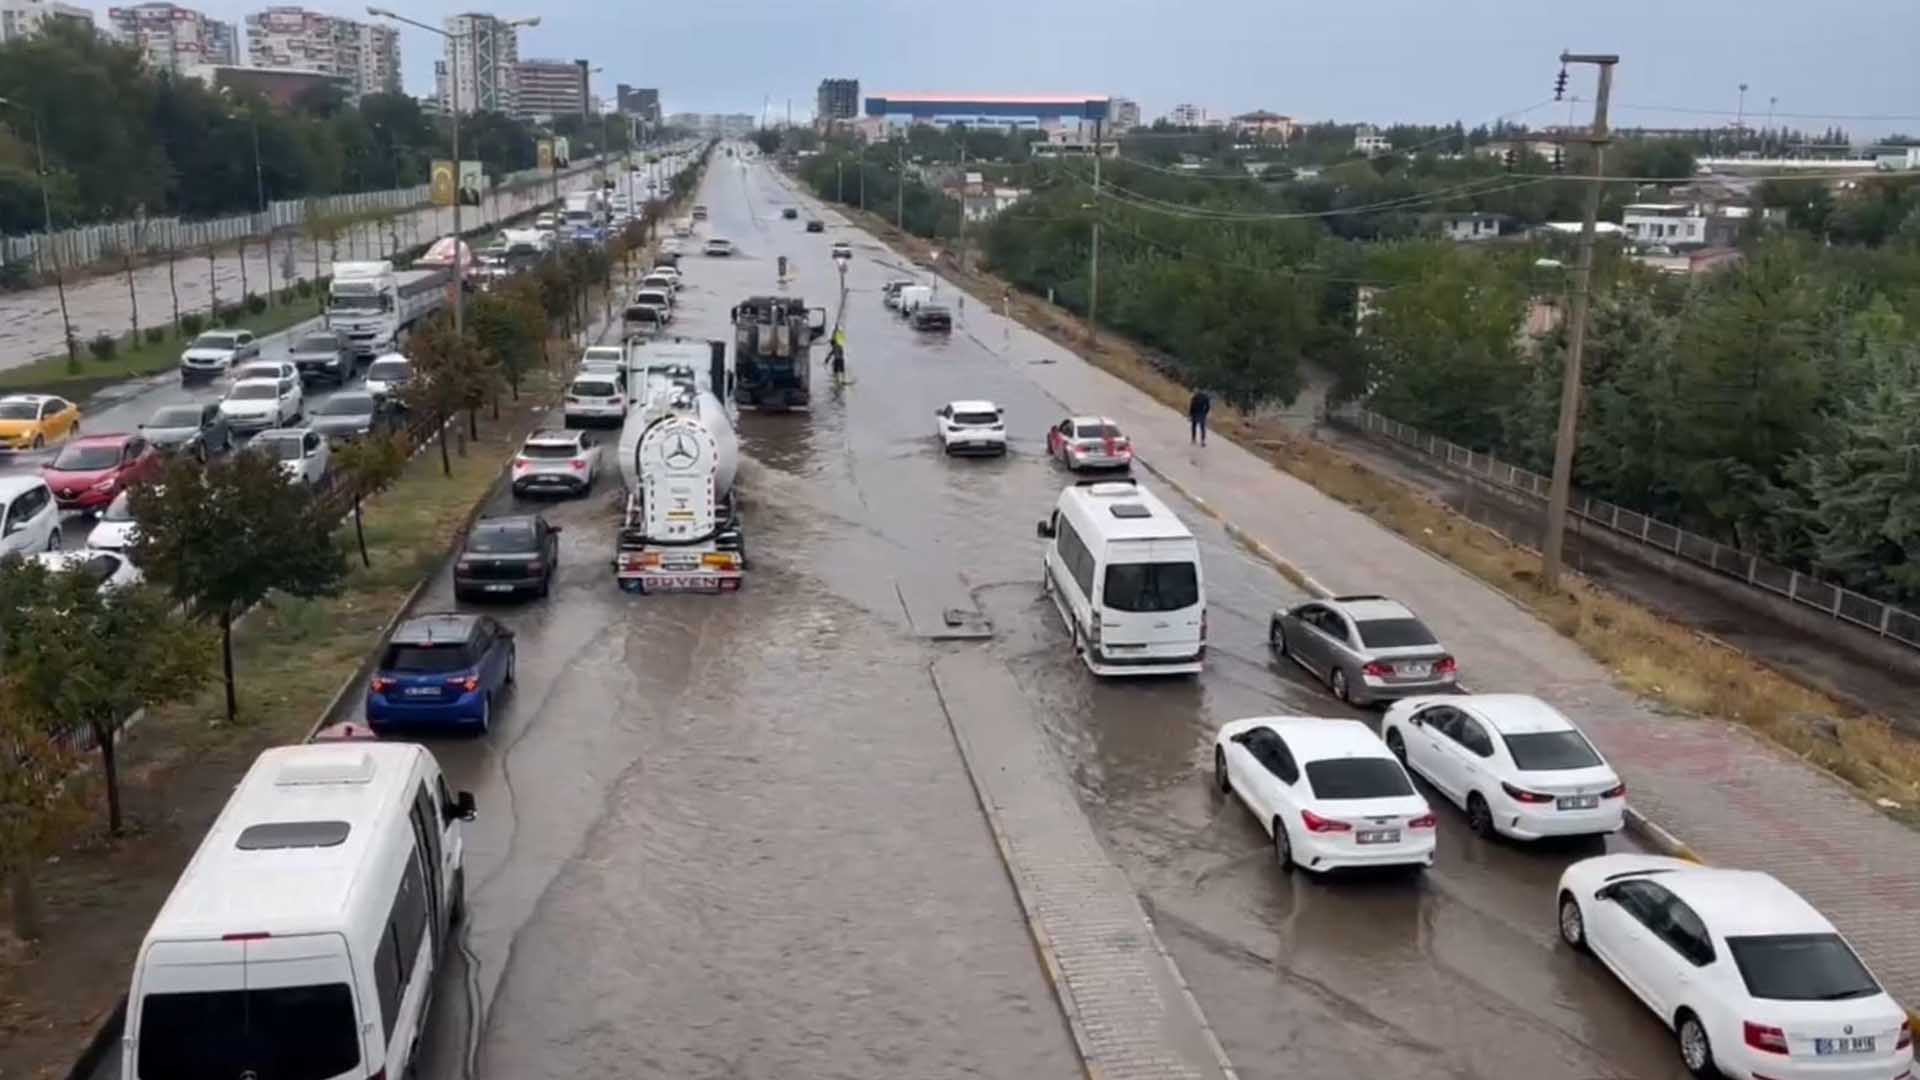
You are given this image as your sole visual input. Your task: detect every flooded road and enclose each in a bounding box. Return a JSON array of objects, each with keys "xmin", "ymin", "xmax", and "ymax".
[{"xmin": 332, "ymin": 152, "xmax": 1686, "ymax": 1079}]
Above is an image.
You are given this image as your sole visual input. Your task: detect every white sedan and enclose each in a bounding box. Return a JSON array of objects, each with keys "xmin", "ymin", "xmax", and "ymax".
[
  {"xmin": 1382, "ymin": 694, "xmax": 1625, "ymax": 840},
  {"xmin": 1213, "ymin": 716, "xmax": 1435, "ymax": 875},
  {"xmin": 30, "ymin": 548, "xmax": 143, "ymax": 592},
  {"xmin": 86, "ymin": 489, "xmax": 141, "ymax": 550},
  {"xmin": 1557, "ymin": 854, "xmax": 1913, "ymax": 1080},
  {"xmin": 935, "ymin": 400, "xmax": 1008, "ymax": 456}
]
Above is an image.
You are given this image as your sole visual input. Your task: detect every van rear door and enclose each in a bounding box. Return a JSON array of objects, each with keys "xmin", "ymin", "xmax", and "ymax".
[
  {"xmin": 1097, "ymin": 539, "xmax": 1204, "ymax": 663},
  {"xmin": 128, "ymin": 934, "xmax": 366, "ymax": 1080}
]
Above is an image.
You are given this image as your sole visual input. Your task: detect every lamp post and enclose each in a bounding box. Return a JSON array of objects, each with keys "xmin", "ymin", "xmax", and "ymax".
[
  {"xmin": 0, "ymin": 96, "xmax": 75, "ymax": 365},
  {"xmin": 220, "ymin": 87, "xmax": 273, "ymax": 302},
  {"xmin": 368, "ymin": 8, "xmax": 539, "ymax": 332}
]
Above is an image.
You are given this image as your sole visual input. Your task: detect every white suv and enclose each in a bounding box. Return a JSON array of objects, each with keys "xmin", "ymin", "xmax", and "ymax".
[
  {"xmin": 563, "ymin": 374, "xmax": 627, "ymax": 428},
  {"xmin": 220, "ymin": 377, "xmax": 302, "ymax": 432},
  {"xmin": 0, "ymin": 475, "xmax": 60, "ymax": 556},
  {"xmin": 935, "ymin": 400, "xmax": 1008, "ymax": 456}
]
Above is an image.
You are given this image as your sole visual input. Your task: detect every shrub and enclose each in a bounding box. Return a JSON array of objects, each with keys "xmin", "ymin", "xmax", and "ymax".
[
  {"xmin": 179, "ymin": 312, "xmax": 206, "ymax": 336},
  {"xmin": 294, "ymin": 278, "xmax": 314, "ymax": 298},
  {"xmin": 215, "ymin": 305, "xmax": 242, "ymax": 327},
  {"xmin": 245, "ymin": 292, "xmax": 267, "ymax": 315},
  {"xmin": 144, "ymin": 326, "xmax": 165, "ymax": 345},
  {"xmin": 88, "ymin": 332, "xmax": 118, "ymax": 361}
]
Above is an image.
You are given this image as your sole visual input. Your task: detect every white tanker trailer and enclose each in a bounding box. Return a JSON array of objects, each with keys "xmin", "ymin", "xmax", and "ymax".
[{"xmin": 613, "ymin": 381, "xmax": 745, "ymax": 593}]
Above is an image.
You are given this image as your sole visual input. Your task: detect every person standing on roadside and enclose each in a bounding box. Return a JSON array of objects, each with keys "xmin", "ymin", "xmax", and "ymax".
[{"xmin": 1188, "ymin": 389, "xmax": 1212, "ymax": 446}]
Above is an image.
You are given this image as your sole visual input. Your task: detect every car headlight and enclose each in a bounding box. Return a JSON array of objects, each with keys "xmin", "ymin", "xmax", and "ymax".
[{"xmin": 89, "ymin": 477, "xmax": 117, "ymax": 492}]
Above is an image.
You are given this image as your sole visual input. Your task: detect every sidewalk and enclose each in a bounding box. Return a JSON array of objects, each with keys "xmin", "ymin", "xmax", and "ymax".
[{"xmin": 956, "ymin": 289, "xmax": 1920, "ymax": 1007}]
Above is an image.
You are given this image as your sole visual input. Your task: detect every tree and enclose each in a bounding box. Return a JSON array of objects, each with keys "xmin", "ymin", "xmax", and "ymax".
[
  {"xmin": 0, "ymin": 559, "xmax": 213, "ymax": 836},
  {"xmin": 332, "ymin": 432, "xmax": 408, "ymax": 567},
  {"xmin": 401, "ymin": 314, "xmax": 495, "ymax": 474},
  {"xmin": 0, "ymin": 690, "xmax": 87, "ymax": 940},
  {"xmin": 468, "ymin": 279, "xmax": 547, "ymax": 400},
  {"xmin": 129, "ymin": 451, "xmax": 347, "ymax": 724}
]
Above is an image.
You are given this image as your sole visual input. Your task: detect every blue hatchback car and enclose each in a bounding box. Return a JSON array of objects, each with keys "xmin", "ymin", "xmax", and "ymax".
[{"xmin": 365, "ymin": 613, "xmax": 516, "ymax": 734}]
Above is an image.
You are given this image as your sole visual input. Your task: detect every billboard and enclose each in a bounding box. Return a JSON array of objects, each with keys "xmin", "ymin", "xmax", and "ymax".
[
  {"xmin": 430, "ymin": 159, "xmax": 456, "ymax": 206},
  {"xmin": 553, "ymin": 136, "xmax": 571, "ymax": 169},
  {"xmin": 458, "ymin": 160, "xmax": 483, "ymax": 206},
  {"xmin": 536, "ymin": 139, "xmax": 553, "ymax": 171}
]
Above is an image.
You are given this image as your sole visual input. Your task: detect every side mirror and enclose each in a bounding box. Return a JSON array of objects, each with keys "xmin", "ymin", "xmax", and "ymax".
[
  {"xmin": 454, "ymin": 791, "xmax": 478, "ymax": 822},
  {"xmin": 1593, "ymin": 884, "xmax": 1616, "ymax": 902},
  {"xmin": 548, "ymin": 524, "xmax": 563, "ymax": 534},
  {"xmin": 1407, "ymin": 713, "xmax": 1424, "ymax": 728},
  {"xmin": 1035, "ymin": 520, "xmax": 1055, "ymax": 540}
]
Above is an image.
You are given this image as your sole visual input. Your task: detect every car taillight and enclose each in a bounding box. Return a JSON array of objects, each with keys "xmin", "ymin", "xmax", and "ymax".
[
  {"xmin": 1744, "ymin": 1022, "xmax": 1789, "ymax": 1055},
  {"xmin": 513, "ymin": 458, "xmax": 531, "ymax": 471},
  {"xmin": 570, "ymin": 458, "xmax": 588, "ymax": 470},
  {"xmin": 446, "ymin": 674, "xmax": 479, "ymax": 693},
  {"xmin": 1501, "ymin": 781, "xmax": 1554, "ymax": 804},
  {"xmin": 1200, "ymin": 608, "xmax": 1208, "ymax": 642},
  {"xmin": 1362, "ymin": 660, "xmax": 1393, "ymax": 677},
  {"xmin": 1601, "ymin": 781, "xmax": 1627, "ymax": 799},
  {"xmin": 1434, "ymin": 656, "xmax": 1457, "ymax": 675},
  {"xmin": 371, "ymin": 676, "xmax": 393, "ymax": 692},
  {"xmin": 1897, "ymin": 1020, "xmax": 1912, "ymax": 1051},
  {"xmin": 702, "ymin": 552, "xmax": 740, "ymax": 569},
  {"xmin": 1300, "ymin": 809, "xmax": 1351, "ymax": 833},
  {"xmin": 1408, "ymin": 813, "xmax": 1437, "ymax": 829}
]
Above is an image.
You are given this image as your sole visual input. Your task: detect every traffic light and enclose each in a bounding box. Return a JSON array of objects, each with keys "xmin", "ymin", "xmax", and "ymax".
[{"xmin": 1554, "ymin": 67, "xmax": 1569, "ymax": 101}]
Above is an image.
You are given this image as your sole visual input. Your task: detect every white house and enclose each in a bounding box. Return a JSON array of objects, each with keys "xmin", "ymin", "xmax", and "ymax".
[
  {"xmin": 1438, "ymin": 212, "xmax": 1511, "ymax": 242},
  {"xmin": 1353, "ymin": 125, "xmax": 1392, "ymax": 156},
  {"xmin": 1622, "ymin": 203, "xmax": 1708, "ymax": 247}
]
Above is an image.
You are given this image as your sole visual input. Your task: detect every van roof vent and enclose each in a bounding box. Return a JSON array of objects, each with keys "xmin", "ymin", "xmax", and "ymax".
[
  {"xmin": 237, "ymin": 820, "xmax": 351, "ymax": 850},
  {"xmin": 1109, "ymin": 503, "xmax": 1152, "ymax": 519},
  {"xmin": 275, "ymin": 751, "xmax": 377, "ymax": 787}
]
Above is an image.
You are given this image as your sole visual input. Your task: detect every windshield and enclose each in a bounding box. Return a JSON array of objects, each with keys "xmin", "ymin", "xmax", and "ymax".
[
  {"xmin": 1305, "ymin": 758, "xmax": 1415, "ymax": 800},
  {"xmin": 258, "ymin": 435, "xmax": 304, "ymax": 461},
  {"xmin": 1074, "ymin": 423, "xmax": 1120, "ymax": 439},
  {"xmin": 953, "ymin": 411, "xmax": 1000, "ymax": 426},
  {"xmin": 1503, "ymin": 730, "xmax": 1603, "ymax": 771},
  {"xmin": 521, "ymin": 443, "xmax": 577, "ymax": 459},
  {"xmin": 1727, "ymin": 934, "xmax": 1880, "ymax": 1001},
  {"xmin": 51, "ymin": 443, "xmax": 121, "ymax": 470},
  {"xmin": 229, "ymin": 384, "xmax": 279, "ymax": 401},
  {"xmin": 0, "ymin": 401, "xmax": 38, "ymax": 420},
  {"xmin": 467, "ymin": 522, "xmax": 537, "ymax": 552},
  {"xmin": 294, "ymin": 335, "xmax": 339, "ymax": 352},
  {"xmin": 316, "ymin": 395, "xmax": 374, "ymax": 416},
  {"xmin": 135, "ymin": 984, "xmax": 360, "ymax": 1080},
  {"xmin": 329, "ymin": 292, "xmax": 385, "ymax": 312},
  {"xmin": 367, "ymin": 361, "xmax": 409, "ymax": 382},
  {"xmin": 572, "ymin": 379, "xmax": 617, "ymax": 397},
  {"xmin": 147, "ymin": 406, "xmax": 201, "ymax": 427},
  {"xmin": 1102, "ymin": 562, "xmax": 1200, "ymax": 613},
  {"xmin": 190, "ymin": 334, "xmax": 237, "ymax": 349},
  {"xmin": 1355, "ymin": 617, "xmax": 1438, "ymax": 649}
]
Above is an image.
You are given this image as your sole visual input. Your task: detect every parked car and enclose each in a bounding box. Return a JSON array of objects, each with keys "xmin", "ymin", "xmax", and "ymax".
[
  {"xmin": 363, "ymin": 353, "xmax": 413, "ymax": 402},
  {"xmin": 86, "ymin": 488, "xmax": 143, "ymax": 550},
  {"xmin": 639, "ymin": 271, "xmax": 678, "ymax": 297},
  {"xmin": 1382, "ymin": 694, "xmax": 1625, "ymax": 840},
  {"xmin": 1046, "ymin": 415, "xmax": 1133, "ymax": 471},
  {"xmin": 934, "ymin": 400, "xmax": 1008, "ymax": 456},
  {"xmin": 307, "ymin": 391, "xmax": 383, "ymax": 442},
  {"xmin": 882, "ymin": 279, "xmax": 914, "ymax": 308},
  {"xmin": 704, "ymin": 237, "xmax": 735, "ymax": 256},
  {"xmin": 287, "ymin": 329, "xmax": 355, "ymax": 385},
  {"xmin": 631, "ymin": 289, "xmax": 674, "ymax": 324},
  {"xmin": 1269, "ymin": 595, "xmax": 1457, "ymax": 705},
  {"xmin": 1556, "ymin": 854, "xmax": 1914, "ymax": 1080},
  {"xmin": 178, "ymin": 330, "xmax": 259, "ymax": 380},
  {"xmin": 0, "ymin": 475, "xmax": 60, "ymax": 555},
  {"xmin": 29, "ymin": 548, "xmax": 142, "ymax": 592},
  {"xmin": 0, "ymin": 393, "xmax": 80, "ymax": 452},
  {"xmin": 806, "ymin": 219, "xmax": 825, "ymax": 233},
  {"xmin": 578, "ymin": 345, "xmax": 625, "ymax": 376},
  {"xmin": 219, "ymin": 377, "xmax": 303, "ymax": 433},
  {"xmin": 139, "ymin": 402, "xmax": 231, "ymax": 459},
  {"xmin": 563, "ymin": 373, "xmax": 626, "ymax": 428},
  {"xmin": 365, "ymin": 612, "xmax": 516, "ymax": 733},
  {"xmin": 1214, "ymin": 715, "xmax": 1436, "ymax": 876},
  {"xmin": 781, "ymin": 206, "xmax": 799, "ymax": 219},
  {"xmin": 254, "ymin": 427, "xmax": 331, "ymax": 485},
  {"xmin": 511, "ymin": 429, "xmax": 600, "ymax": 497},
  {"xmin": 41, "ymin": 433, "xmax": 160, "ymax": 512},
  {"xmin": 453, "ymin": 514, "xmax": 560, "ymax": 600},
  {"xmin": 232, "ymin": 359, "xmax": 299, "ymax": 385},
  {"xmin": 912, "ymin": 305, "xmax": 954, "ymax": 333}
]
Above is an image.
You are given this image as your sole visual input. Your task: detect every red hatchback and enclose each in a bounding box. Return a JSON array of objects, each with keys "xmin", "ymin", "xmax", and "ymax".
[{"xmin": 42, "ymin": 433, "xmax": 160, "ymax": 511}]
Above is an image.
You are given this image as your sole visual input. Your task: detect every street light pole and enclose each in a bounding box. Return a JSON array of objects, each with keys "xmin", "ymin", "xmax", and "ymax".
[{"xmin": 0, "ymin": 97, "xmax": 75, "ymax": 365}]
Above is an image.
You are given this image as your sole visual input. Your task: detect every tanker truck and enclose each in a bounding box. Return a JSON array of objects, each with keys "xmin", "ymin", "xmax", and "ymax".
[{"xmin": 612, "ymin": 379, "xmax": 744, "ymax": 593}]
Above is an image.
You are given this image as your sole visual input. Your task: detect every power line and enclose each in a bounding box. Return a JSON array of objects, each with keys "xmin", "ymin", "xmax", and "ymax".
[
  {"xmin": 1515, "ymin": 169, "xmax": 1920, "ymax": 184},
  {"xmin": 1612, "ymin": 103, "xmax": 1920, "ymax": 124},
  {"xmin": 1086, "ymin": 170, "xmax": 1554, "ymax": 223}
]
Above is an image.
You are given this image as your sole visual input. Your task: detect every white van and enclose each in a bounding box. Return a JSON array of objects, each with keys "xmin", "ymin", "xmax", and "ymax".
[
  {"xmin": 895, "ymin": 285, "xmax": 933, "ymax": 316},
  {"xmin": 1036, "ymin": 479, "xmax": 1206, "ymax": 676},
  {"xmin": 121, "ymin": 743, "xmax": 476, "ymax": 1080}
]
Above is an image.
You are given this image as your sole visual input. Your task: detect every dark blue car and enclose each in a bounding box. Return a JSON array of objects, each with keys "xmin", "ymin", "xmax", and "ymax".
[{"xmin": 366, "ymin": 613, "xmax": 516, "ymax": 734}]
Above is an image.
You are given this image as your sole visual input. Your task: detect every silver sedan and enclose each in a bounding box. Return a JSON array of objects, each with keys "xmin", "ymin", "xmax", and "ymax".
[{"xmin": 1269, "ymin": 595, "xmax": 1458, "ymax": 705}]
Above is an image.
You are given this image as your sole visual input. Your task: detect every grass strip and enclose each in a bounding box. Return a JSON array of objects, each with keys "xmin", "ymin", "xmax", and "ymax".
[{"xmin": 0, "ymin": 301, "xmax": 322, "ymax": 396}]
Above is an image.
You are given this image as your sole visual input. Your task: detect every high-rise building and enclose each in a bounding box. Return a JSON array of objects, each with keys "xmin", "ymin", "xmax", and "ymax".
[
  {"xmin": 513, "ymin": 57, "xmax": 587, "ymax": 120},
  {"xmin": 107, "ymin": 2, "xmax": 236, "ymax": 72},
  {"xmin": 616, "ymin": 84, "xmax": 661, "ymax": 127},
  {"xmin": 1167, "ymin": 102, "xmax": 1206, "ymax": 128},
  {"xmin": 1108, "ymin": 96, "xmax": 1141, "ymax": 133},
  {"xmin": 815, "ymin": 77, "xmax": 858, "ymax": 125},
  {"xmin": 0, "ymin": 0, "xmax": 93, "ymax": 42},
  {"xmin": 440, "ymin": 12, "xmax": 519, "ymax": 115},
  {"xmin": 244, "ymin": 7, "xmax": 400, "ymax": 100}
]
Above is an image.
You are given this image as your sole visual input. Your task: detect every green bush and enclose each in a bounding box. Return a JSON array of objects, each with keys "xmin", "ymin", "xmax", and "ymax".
[
  {"xmin": 179, "ymin": 312, "xmax": 206, "ymax": 336},
  {"xmin": 88, "ymin": 332, "xmax": 118, "ymax": 361},
  {"xmin": 245, "ymin": 292, "xmax": 267, "ymax": 315},
  {"xmin": 216, "ymin": 305, "xmax": 243, "ymax": 327},
  {"xmin": 294, "ymin": 278, "xmax": 314, "ymax": 298},
  {"xmin": 144, "ymin": 325, "xmax": 165, "ymax": 345}
]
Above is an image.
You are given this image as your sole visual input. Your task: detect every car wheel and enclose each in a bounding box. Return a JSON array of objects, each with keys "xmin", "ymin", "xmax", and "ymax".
[
  {"xmin": 195, "ymin": 441, "xmax": 208, "ymax": 464},
  {"xmin": 1214, "ymin": 747, "xmax": 1230, "ymax": 794},
  {"xmin": 1272, "ymin": 817, "xmax": 1295, "ymax": 872},
  {"xmin": 1386, "ymin": 728, "xmax": 1408, "ymax": 765},
  {"xmin": 30, "ymin": 434, "xmax": 42, "ymax": 450},
  {"xmin": 474, "ymin": 693, "xmax": 492, "ymax": 735},
  {"xmin": 1557, "ymin": 892, "xmax": 1587, "ymax": 952},
  {"xmin": 1269, "ymin": 619, "xmax": 1287, "ymax": 655},
  {"xmin": 538, "ymin": 571, "xmax": 552, "ymax": 599},
  {"xmin": 1676, "ymin": 1011, "xmax": 1715, "ymax": 1079},
  {"xmin": 450, "ymin": 868, "xmax": 466, "ymax": 926},
  {"xmin": 1467, "ymin": 793, "xmax": 1496, "ymax": 838},
  {"xmin": 46, "ymin": 527, "xmax": 61, "ymax": 552},
  {"xmin": 1330, "ymin": 667, "xmax": 1351, "ymax": 704},
  {"xmin": 504, "ymin": 646, "xmax": 517, "ymax": 685}
]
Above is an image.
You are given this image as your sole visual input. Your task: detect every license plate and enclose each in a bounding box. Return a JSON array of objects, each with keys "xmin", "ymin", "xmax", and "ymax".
[
  {"xmin": 644, "ymin": 574, "xmax": 721, "ymax": 593},
  {"xmin": 1815, "ymin": 1037, "xmax": 1874, "ymax": 1055},
  {"xmin": 1396, "ymin": 662, "xmax": 1429, "ymax": 678},
  {"xmin": 483, "ymin": 583, "xmax": 515, "ymax": 593},
  {"xmin": 1557, "ymin": 795, "xmax": 1599, "ymax": 810},
  {"xmin": 403, "ymin": 686, "xmax": 439, "ymax": 697},
  {"xmin": 1357, "ymin": 829, "xmax": 1401, "ymax": 844}
]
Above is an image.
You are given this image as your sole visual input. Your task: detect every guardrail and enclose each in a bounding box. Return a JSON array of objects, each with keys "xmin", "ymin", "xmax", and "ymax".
[{"xmin": 1337, "ymin": 404, "xmax": 1920, "ymax": 652}]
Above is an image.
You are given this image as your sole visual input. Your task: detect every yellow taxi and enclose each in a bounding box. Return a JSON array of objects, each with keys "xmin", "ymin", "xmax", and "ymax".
[{"xmin": 0, "ymin": 393, "xmax": 81, "ymax": 452}]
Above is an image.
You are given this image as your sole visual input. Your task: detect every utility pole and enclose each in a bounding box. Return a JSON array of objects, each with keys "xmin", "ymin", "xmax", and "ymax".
[
  {"xmin": 859, "ymin": 146, "xmax": 866, "ymax": 211},
  {"xmin": 896, "ymin": 142, "xmax": 904, "ymax": 231},
  {"xmin": 836, "ymin": 158, "xmax": 843, "ymax": 203},
  {"xmin": 1087, "ymin": 118, "xmax": 1102, "ymax": 343},
  {"xmin": 1540, "ymin": 51, "xmax": 1619, "ymax": 591}
]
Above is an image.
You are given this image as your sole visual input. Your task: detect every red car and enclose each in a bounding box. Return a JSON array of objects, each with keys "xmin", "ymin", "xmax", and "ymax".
[{"xmin": 42, "ymin": 433, "xmax": 160, "ymax": 511}]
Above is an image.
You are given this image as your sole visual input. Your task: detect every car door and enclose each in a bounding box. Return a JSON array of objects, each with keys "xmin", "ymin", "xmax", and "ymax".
[
  {"xmin": 1225, "ymin": 730, "xmax": 1269, "ymax": 821},
  {"xmin": 40, "ymin": 399, "xmax": 71, "ymax": 441},
  {"xmin": 1634, "ymin": 885, "xmax": 1714, "ymax": 1022},
  {"xmin": 279, "ymin": 377, "xmax": 300, "ymax": 419},
  {"xmin": 1402, "ymin": 704, "xmax": 1458, "ymax": 796},
  {"xmin": 1287, "ymin": 605, "xmax": 1333, "ymax": 675},
  {"xmin": 1587, "ymin": 879, "xmax": 1672, "ymax": 1012},
  {"xmin": 1253, "ymin": 732, "xmax": 1303, "ymax": 834},
  {"xmin": 934, "ymin": 405, "xmax": 951, "ymax": 438},
  {"xmin": 478, "ymin": 618, "xmax": 512, "ymax": 692},
  {"xmin": 0, "ymin": 492, "xmax": 22, "ymax": 556},
  {"xmin": 1443, "ymin": 712, "xmax": 1499, "ymax": 803},
  {"xmin": 541, "ymin": 517, "xmax": 559, "ymax": 568},
  {"xmin": 303, "ymin": 431, "xmax": 327, "ymax": 482}
]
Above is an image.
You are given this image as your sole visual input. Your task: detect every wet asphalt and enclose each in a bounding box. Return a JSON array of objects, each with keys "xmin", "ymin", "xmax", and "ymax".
[{"xmin": 93, "ymin": 150, "xmax": 1691, "ymax": 1079}]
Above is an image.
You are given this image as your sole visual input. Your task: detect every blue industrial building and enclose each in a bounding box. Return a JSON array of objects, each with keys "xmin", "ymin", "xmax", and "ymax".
[{"xmin": 863, "ymin": 93, "xmax": 1110, "ymax": 129}]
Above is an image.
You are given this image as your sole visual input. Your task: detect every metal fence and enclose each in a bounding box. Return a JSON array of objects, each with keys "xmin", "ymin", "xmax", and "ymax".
[
  {"xmin": 1338, "ymin": 404, "xmax": 1920, "ymax": 652},
  {"xmin": 1, "ymin": 158, "xmax": 603, "ymax": 275}
]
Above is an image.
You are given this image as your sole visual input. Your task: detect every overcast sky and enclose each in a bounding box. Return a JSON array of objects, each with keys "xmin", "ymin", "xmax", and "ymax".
[{"xmin": 203, "ymin": 0, "xmax": 1920, "ymax": 137}]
